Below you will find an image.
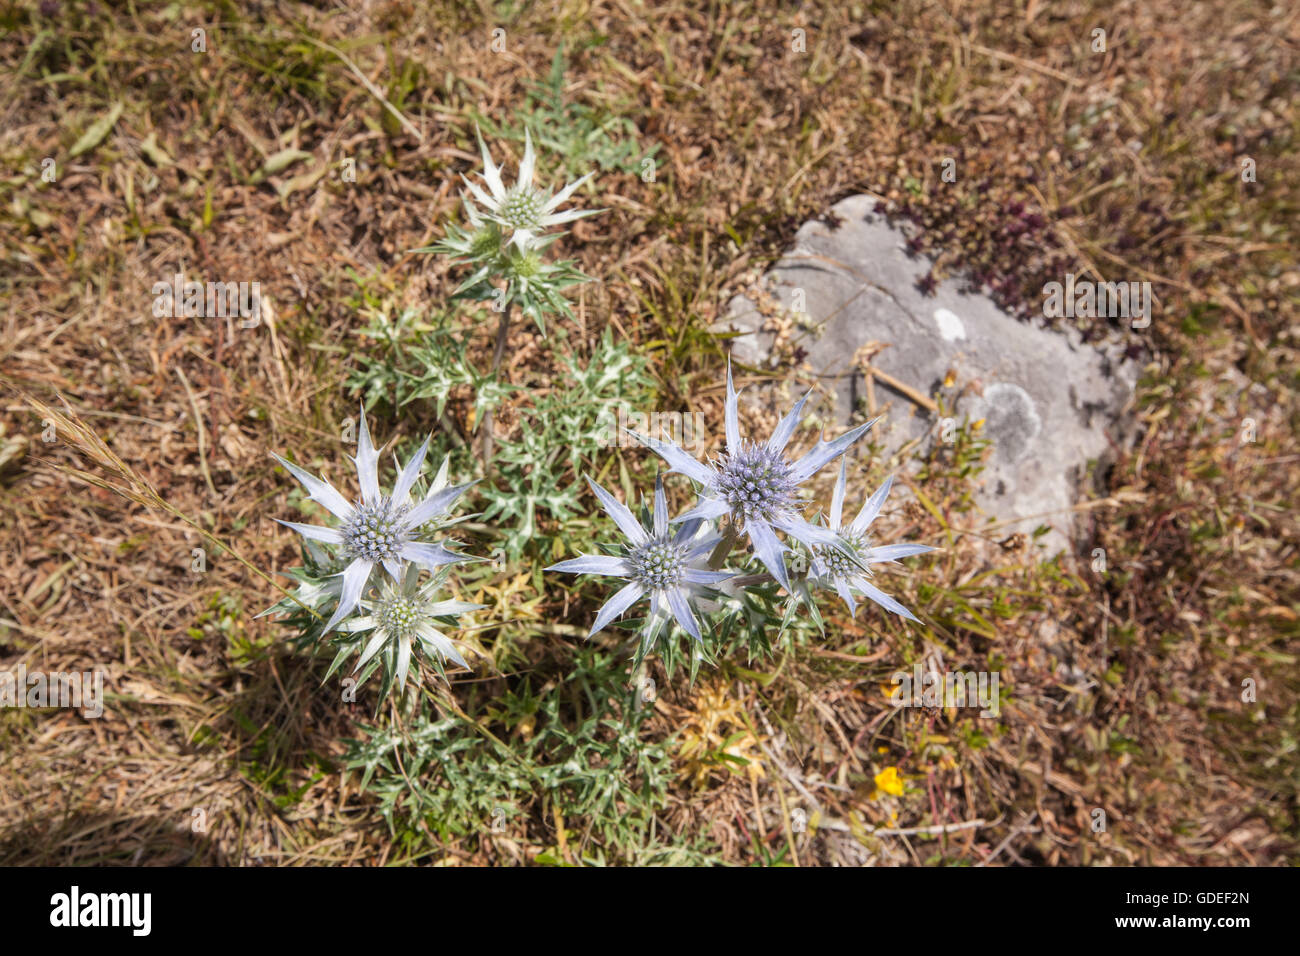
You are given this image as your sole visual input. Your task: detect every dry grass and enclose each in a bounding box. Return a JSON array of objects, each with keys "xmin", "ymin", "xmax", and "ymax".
[{"xmin": 0, "ymin": 0, "xmax": 1295, "ymax": 865}]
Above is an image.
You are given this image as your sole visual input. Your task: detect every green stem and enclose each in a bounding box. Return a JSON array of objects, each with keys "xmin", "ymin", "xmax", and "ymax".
[{"xmin": 480, "ymin": 301, "xmax": 511, "ymax": 468}]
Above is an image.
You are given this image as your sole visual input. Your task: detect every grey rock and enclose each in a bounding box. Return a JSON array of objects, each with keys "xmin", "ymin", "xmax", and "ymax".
[{"xmin": 716, "ymin": 194, "xmax": 1139, "ymax": 555}]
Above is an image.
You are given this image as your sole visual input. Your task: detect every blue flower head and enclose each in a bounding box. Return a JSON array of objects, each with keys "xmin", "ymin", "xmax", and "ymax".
[
  {"xmin": 629, "ymin": 361, "xmax": 877, "ymax": 590},
  {"xmin": 272, "ymin": 409, "xmax": 475, "ymax": 633},
  {"xmin": 810, "ymin": 459, "xmax": 935, "ymax": 622},
  {"xmin": 546, "ymin": 475, "xmax": 733, "ymax": 643}
]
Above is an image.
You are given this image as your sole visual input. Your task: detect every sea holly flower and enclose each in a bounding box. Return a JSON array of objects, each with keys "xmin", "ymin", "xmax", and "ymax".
[
  {"xmin": 271, "ymin": 410, "xmax": 475, "ymax": 633},
  {"xmin": 629, "ymin": 362, "xmax": 877, "ymax": 591},
  {"xmin": 417, "ymin": 130, "xmax": 603, "ymax": 334},
  {"xmin": 494, "ymin": 244, "xmax": 590, "ymax": 333},
  {"xmin": 809, "ymin": 459, "xmax": 934, "ymax": 622},
  {"xmin": 431, "ymin": 218, "xmax": 506, "ymax": 283},
  {"xmin": 333, "ymin": 564, "xmax": 483, "ymax": 692},
  {"xmin": 546, "ymin": 476, "xmax": 733, "ymax": 644},
  {"xmin": 461, "ymin": 128, "xmax": 599, "ymax": 252}
]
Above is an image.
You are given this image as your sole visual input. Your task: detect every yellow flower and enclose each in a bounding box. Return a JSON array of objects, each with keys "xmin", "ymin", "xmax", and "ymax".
[{"xmin": 873, "ymin": 766, "xmax": 905, "ymax": 798}]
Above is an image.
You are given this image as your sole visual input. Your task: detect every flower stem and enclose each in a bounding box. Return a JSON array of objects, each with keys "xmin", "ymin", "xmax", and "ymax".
[
  {"xmin": 480, "ymin": 301, "xmax": 511, "ymax": 468},
  {"xmin": 708, "ymin": 523, "xmax": 741, "ymax": 570}
]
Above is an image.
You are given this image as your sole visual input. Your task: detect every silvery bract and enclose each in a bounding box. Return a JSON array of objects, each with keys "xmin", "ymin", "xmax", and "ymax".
[
  {"xmin": 272, "ymin": 410, "xmax": 474, "ymax": 633},
  {"xmin": 462, "ymin": 128, "xmax": 598, "ymax": 252},
  {"xmin": 546, "ymin": 476, "xmax": 733, "ymax": 643},
  {"xmin": 254, "ymin": 537, "xmax": 345, "ymax": 633},
  {"xmin": 630, "ymin": 362, "xmax": 876, "ymax": 590},
  {"xmin": 336, "ymin": 563, "xmax": 483, "ymax": 690},
  {"xmin": 810, "ymin": 459, "xmax": 934, "ymax": 622}
]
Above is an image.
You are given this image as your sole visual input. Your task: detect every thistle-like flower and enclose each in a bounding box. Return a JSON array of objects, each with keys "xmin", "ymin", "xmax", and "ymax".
[
  {"xmin": 272, "ymin": 410, "xmax": 475, "ymax": 633},
  {"xmin": 462, "ymin": 128, "xmax": 598, "ymax": 252},
  {"xmin": 809, "ymin": 459, "xmax": 934, "ymax": 622},
  {"xmin": 335, "ymin": 564, "xmax": 483, "ymax": 691},
  {"xmin": 546, "ymin": 476, "xmax": 733, "ymax": 643},
  {"xmin": 630, "ymin": 362, "xmax": 876, "ymax": 590}
]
